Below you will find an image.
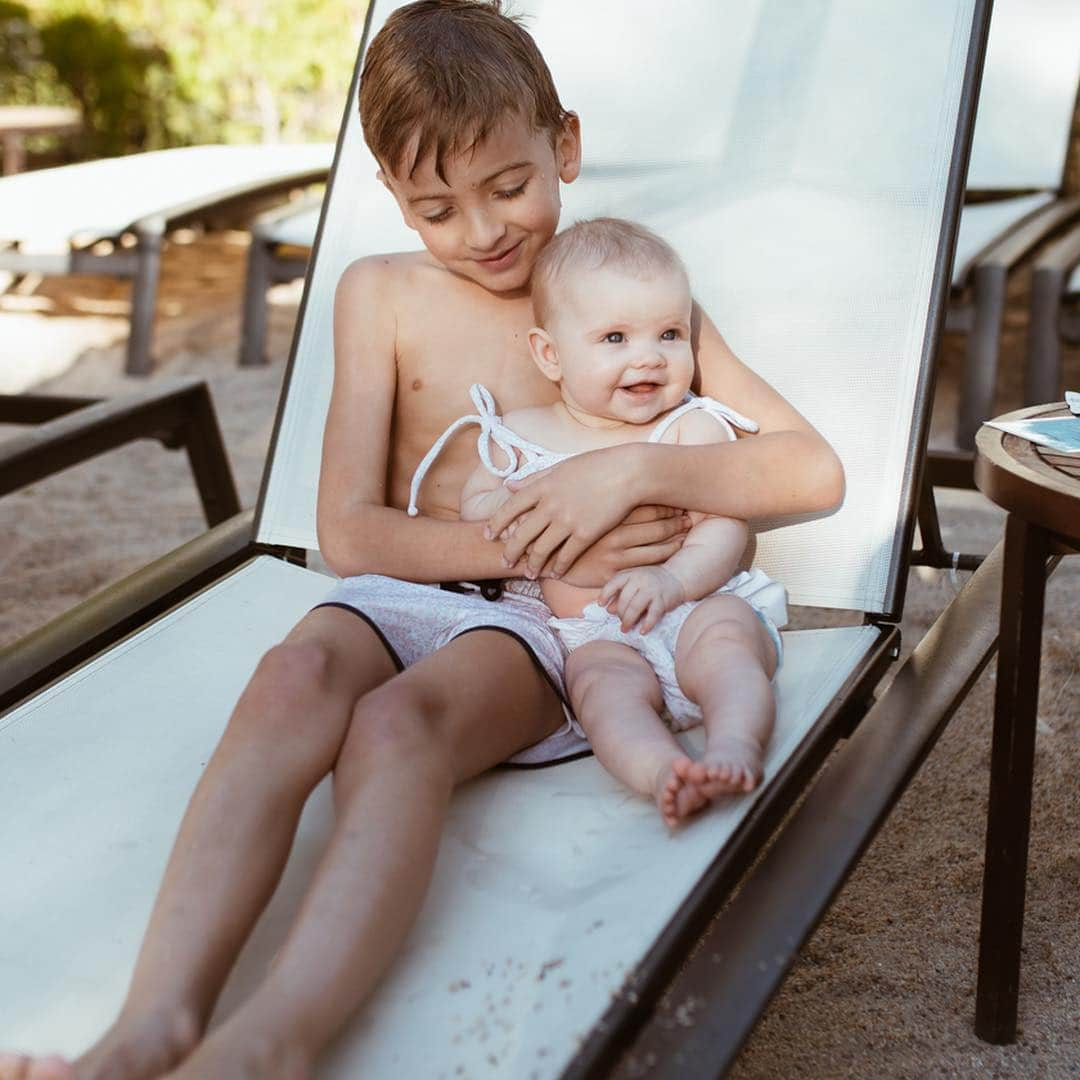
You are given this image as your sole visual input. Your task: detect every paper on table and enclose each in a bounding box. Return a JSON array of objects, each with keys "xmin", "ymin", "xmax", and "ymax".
[{"xmin": 986, "ymin": 416, "xmax": 1080, "ymax": 454}]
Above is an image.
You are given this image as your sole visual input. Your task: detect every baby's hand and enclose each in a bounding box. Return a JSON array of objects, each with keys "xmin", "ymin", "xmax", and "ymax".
[{"xmin": 599, "ymin": 566, "xmax": 687, "ymax": 634}]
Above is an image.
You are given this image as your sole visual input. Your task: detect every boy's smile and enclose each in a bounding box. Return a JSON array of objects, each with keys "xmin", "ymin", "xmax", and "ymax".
[{"xmin": 379, "ymin": 111, "xmax": 580, "ymax": 295}]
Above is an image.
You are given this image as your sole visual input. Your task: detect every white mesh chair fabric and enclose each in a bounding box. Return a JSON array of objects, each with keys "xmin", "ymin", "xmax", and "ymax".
[
  {"xmin": 0, "ymin": 144, "xmax": 334, "ymax": 251},
  {"xmin": 259, "ymin": 0, "xmax": 975, "ymax": 615},
  {"xmin": 952, "ymin": 192, "xmax": 1056, "ymax": 284},
  {"xmin": 1, "ymin": 557, "xmax": 879, "ymax": 1073}
]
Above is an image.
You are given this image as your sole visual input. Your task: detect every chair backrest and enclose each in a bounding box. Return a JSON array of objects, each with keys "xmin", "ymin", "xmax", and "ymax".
[
  {"xmin": 966, "ymin": 0, "xmax": 1080, "ymax": 192},
  {"xmin": 256, "ymin": 0, "xmax": 983, "ymax": 619}
]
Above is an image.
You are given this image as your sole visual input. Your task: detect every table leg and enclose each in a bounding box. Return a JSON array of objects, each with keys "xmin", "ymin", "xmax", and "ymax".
[{"xmin": 974, "ymin": 513, "xmax": 1048, "ymax": 1043}]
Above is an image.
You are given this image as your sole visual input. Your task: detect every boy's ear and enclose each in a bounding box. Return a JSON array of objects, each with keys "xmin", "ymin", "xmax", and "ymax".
[
  {"xmin": 557, "ymin": 112, "xmax": 582, "ymax": 184},
  {"xmin": 376, "ymin": 168, "xmax": 420, "ymax": 232},
  {"xmin": 528, "ymin": 327, "xmax": 562, "ymax": 382}
]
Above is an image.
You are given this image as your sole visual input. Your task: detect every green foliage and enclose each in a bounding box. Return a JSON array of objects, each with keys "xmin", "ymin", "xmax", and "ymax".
[
  {"xmin": 3, "ymin": 0, "xmax": 362, "ymax": 158},
  {"xmin": 39, "ymin": 13, "xmax": 179, "ymax": 155}
]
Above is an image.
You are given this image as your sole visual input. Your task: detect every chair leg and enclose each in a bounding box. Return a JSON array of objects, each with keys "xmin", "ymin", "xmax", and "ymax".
[
  {"xmin": 1025, "ymin": 264, "xmax": 1065, "ymax": 406},
  {"xmin": 974, "ymin": 514, "xmax": 1047, "ymax": 1044},
  {"xmin": 127, "ymin": 217, "xmax": 165, "ymax": 376},
  {"xmin": 239, "ymin": 235, "xmax": 273, "ymax": 367},
  {"xmin": 957, "ymin": 263, "xmax": 1007, "ymax": 449}
]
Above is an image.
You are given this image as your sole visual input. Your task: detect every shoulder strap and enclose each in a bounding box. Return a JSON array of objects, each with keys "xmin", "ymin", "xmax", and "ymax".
[
  {"xmin": 647, "ymin": 393, "xmax": 760, "ymax": 444},
  {"xmin": 407, "ymin": 384, "xmax": 551, "ymax": 516}
]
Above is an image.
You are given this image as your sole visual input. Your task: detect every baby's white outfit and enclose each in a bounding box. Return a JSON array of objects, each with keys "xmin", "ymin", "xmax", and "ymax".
[{"xmin": 409, "ymin": 384, "xmax": 788, "ymax": 733}]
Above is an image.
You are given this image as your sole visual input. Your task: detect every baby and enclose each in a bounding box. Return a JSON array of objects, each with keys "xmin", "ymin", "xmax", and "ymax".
[{"xmin": 411, "ymin": 217, "xmax": 787, "ymax": 827}]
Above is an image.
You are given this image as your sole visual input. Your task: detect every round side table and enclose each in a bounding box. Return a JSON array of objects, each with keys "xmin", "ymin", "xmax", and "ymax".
[{"xmin": 973, "ymin": 403, "xmax": 1080, "ymax": 1043}]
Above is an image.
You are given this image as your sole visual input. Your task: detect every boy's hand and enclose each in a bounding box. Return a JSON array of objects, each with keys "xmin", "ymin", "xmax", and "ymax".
[
  {"xmin": 599, "ymin": 566, "xmax": 687, "ymax": 634},
  {"xmin": 484, "ymin": 446, "xmax": 646, "ymax": 577},
  {"xmin": 550, "ymin": 507, "xmax": 690, "ymax": 586}
]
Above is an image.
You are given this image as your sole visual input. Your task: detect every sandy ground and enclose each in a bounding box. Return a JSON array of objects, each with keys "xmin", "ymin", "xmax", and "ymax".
[{"xmin": 1, "ymin": 226, "xmax": 1078, "ymax": 1078}]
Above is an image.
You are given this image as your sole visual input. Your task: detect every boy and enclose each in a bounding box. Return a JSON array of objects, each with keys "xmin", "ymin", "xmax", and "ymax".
[
  {"xmin": 414, "ymin": 218, "xmax": 788, "ymax": 827},
  {"xmin": 0, "ymin": 3, "xmax": 841, "ymax": 1078}
]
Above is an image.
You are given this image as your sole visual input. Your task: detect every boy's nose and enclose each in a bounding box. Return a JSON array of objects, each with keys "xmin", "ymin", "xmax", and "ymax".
[{"xmin": 464, "ymin": 211, "xmax": 506, "ymax": 253}]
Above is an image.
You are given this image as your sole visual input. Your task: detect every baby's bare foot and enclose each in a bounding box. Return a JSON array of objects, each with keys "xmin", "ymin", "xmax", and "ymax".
[
  {"xmin": 655, "ymin": 756, "xmax": 710, "ymax": 827},
  {"xmin": 0, "ymin": 1006, "xmax": 203, "ymax": 1080},
  {"xmin": 699, "ymin": 733, "xmax": 764, "ymax": 797}
]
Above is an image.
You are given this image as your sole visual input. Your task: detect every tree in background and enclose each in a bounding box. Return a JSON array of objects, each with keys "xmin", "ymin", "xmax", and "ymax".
[{"xmin": 1, "ymin": 0, "xmax": 363, "ymax": 159}]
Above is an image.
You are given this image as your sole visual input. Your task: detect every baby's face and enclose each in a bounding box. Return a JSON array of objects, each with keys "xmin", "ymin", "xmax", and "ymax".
[{"xmin": 546, "ymin": 264, "xmax": 694, "ymax": 425}]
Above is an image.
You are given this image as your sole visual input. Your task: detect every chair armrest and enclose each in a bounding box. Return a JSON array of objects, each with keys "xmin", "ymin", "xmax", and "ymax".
[
  {"xmin": 0, "ymin": 509, "xmax": 257, "ymax": 714},
  {"xmin": 1033, "ymin": 217, "xmax": 1080, "ymax": 280},
  {"xmin": 0, "ymin": 377, "xmax": 241, "ymax": 527},
  {"xmin": 974, "ymin": 194, "xmax": 1080, "ymax": 273}
]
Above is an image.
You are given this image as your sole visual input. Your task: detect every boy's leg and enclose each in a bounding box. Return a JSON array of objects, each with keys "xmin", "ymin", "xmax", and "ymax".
[
  {"xmin": 566, "ymin": 641, "xmax": 707, "ymax": 828},
  {"xmin": 164, "ymin": 627, "xmax": 562, "ymax": 1078},
  {"xmin": 674, "ymin": 594, "xmax": 778, "ymax": 796},
  {"xmin": 0, "ymin": 607, "xmax": 399, "ymax": 1080}
]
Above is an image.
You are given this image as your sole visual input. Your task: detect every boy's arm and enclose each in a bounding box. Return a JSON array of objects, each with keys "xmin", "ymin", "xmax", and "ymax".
[
  {"xmin": 459, "ymin": 460, "xmax": 511, "ymax": 523},
  {"xmin": 486, "ymin": 301, "xmax": 844, "ymax": 578},
  {"xmin": 316, "ymin": 260, "xmax": 688, "ymax": 584},
  {"xmin": 317, "ymin": 258, "xmax": 516, "ymax": 582}
]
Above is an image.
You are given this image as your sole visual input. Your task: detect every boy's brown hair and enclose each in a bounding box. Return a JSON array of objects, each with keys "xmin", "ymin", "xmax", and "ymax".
[
  {"xmin": 359, "ymin": 0, "xmax": 571, "ymax": 181},
  {"xmin": 532, "ymin": 217, "xmax": 689, "ymax": 327}
]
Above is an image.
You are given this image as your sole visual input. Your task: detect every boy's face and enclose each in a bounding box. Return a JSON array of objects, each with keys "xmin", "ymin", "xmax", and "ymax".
[
  {"xmin": 379, "ymin": 112, "xmax": 580, "ymax": 295},
  {"xmin": 533, "ymin": 264, "xmax": 695, "ymax": 426}
]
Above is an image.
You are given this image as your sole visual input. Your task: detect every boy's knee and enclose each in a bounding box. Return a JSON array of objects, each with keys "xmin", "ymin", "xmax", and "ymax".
[
  {"xmin": 341, "ymin": 678, "xmax": 447, "ymax": 769},
  {"xmin": 253, "ymin": 640, "xmax": 336, "ymax": 700}
]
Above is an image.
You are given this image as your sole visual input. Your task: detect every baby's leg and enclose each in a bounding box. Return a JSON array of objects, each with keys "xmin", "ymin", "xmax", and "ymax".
[
  {"xmin": 566, "ymin": 641, "xmax": 708, "ymax": 827},
  {"xmin": 0, "ymin": 607, "xmax": 397, "ymax": 1080},
  {"xmin": 674, "ymin": 594, "xmax": 778, "ymax": 796}
]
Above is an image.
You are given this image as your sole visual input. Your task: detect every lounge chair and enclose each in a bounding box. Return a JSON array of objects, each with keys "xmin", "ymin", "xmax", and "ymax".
[
  {"xmin": 0, "ymin": 144, "xmax": 333, "ymax": 376},
  {"xmin": 944, "ymin": 0, "xmax": 1080, "ymax": 451},
  {"xmin": 0, "ymin": 1, "xmax": 1000, "ymax": 1074},
  {"xmin": 1027, "ymin": 216, "xmax": 1080, "ymax": 401}
]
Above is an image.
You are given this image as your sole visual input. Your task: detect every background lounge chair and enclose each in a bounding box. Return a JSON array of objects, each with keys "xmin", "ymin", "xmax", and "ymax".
[
  {"xmin": 1, "ymin": 1, "xmax": 997, "ymax": 1075},
  {"xmin": 943, "ymin": 0, "xmax": 1080, "ymax": 452},
  {"xmin": 0, "ymin": 144, "xmax": 333, "ymax": 376}
]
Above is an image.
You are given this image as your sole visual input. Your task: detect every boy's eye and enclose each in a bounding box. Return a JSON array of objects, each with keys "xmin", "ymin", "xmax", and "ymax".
[
  {"xmin": 496, "ymin": 181, "xmax": 528, "ymax": 200},
  {"xmin": 660, "ymin": 328, "xmax": 680, "ymax": 341},
  {"xmin": 423, "ymin": 207, "xmax": 452, "ymax": 224},
  {"xmin": 603, "ymin": 332, "xmax": 625, "ymax": 344}
]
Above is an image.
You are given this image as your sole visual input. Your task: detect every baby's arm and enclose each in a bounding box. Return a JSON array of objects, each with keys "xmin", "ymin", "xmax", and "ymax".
[
  {"xmin": 486, "ymin": 302, "xmax": 843, "ymax": 579},
  {"xmin": 599, "ymin": 409, "xmax": 749, "ymax": 632}
]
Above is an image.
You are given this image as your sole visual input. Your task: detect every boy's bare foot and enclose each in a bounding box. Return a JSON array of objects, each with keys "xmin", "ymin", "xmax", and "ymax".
[
  {"xmin": 654, "ymin": 755, "xmax": 710, "ymax": 827},
  {"xmin": 699, "ymin": 733, "xmax": 764, "ymax": 797},
  {"xmin": 0, "ymin": 1006, "xmax": 201, "ymax": 1080},
  {"xmin": 0, "ymin": 1054, "xmax": 72, "ymax": 1080}
]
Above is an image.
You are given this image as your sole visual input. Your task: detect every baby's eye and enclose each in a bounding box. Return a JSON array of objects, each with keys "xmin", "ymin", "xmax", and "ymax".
[
  {"xmin": 423, "ymin": 207, "xmax": 452, "ymax": 225},
  {"xmin": 660, "ymin": 328, "xmax": 681, "ymax": 341},
  {"xmin": 496, "ymin": 181, "xmax": 528, "ymax": 200},
  {"xmin": 603, "ymin": 331, "xmax": 625, "ymax": 344}
]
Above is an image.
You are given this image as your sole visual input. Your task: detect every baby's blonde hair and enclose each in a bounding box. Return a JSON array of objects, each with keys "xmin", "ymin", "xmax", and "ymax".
[{"xmin": 531, "ymin": 217, "xmax": 688, "ymax": 327}]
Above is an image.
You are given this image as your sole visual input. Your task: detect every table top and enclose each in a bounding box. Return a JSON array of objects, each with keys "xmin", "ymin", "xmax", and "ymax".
[
  {"xmin": 975, "ymin": 403, "xmax": 1080, "ymax": 542},
  {"xmin": 0, "ymin": 106, "xmax": 81, "ymax": 137}
]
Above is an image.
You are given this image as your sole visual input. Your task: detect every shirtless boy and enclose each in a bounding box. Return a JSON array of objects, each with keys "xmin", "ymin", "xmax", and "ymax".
[
  {"xmin": 415, "ymin": 218, "xmax": 789, "ymax": 827},
  {"xmin": 0, "ymin": 2, "xmax": 842, "ymax": 1077}
]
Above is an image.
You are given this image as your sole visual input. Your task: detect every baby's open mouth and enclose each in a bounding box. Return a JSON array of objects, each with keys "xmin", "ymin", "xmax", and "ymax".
[{"xmin": 620, "ymin": 382, "xmax": 662, "ymax": 395}]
